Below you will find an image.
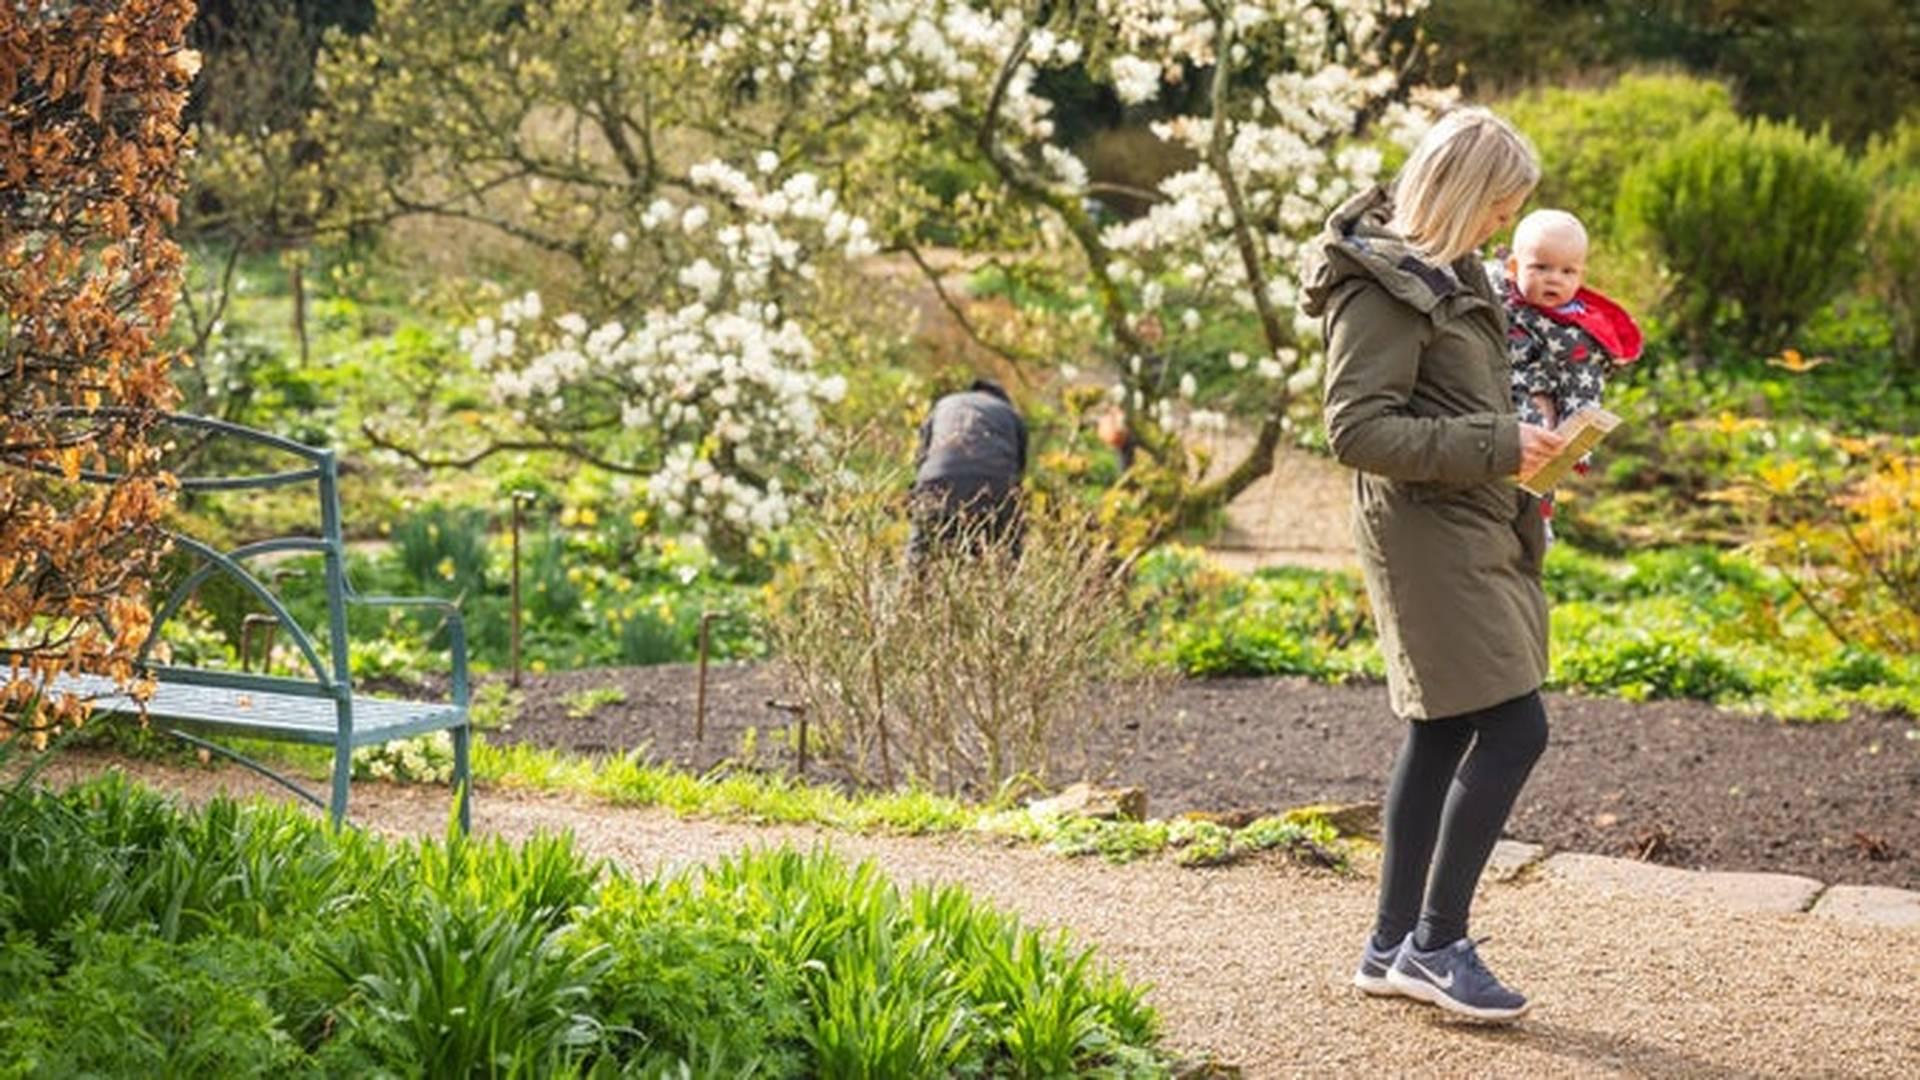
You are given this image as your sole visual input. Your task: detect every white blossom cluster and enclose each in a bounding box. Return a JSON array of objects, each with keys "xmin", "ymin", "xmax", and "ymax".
[
  {"xmin": 689, "ymin": 2, "xmax": 1435, "ymax": 422},
  {"xmin": 1080, "ymin": 0, "xmax": 1440, "ymax": 414},
  {"xmin": 470, "ymin": 1, "xmax": 1441, "ymax": 519},
  {"xmin": 352, "ymin": 732, "xmax": 455, "ymax": 784},
  {"xmin": 460, "ymin": 159, "xmax": 869, "ymax": 540},
  {"xmin": 701, "ymin": 2, "xmax": 1089, "ymax": 181}
]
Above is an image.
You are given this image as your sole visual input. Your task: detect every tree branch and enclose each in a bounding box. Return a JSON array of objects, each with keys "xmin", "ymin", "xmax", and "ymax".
[
  {"xmin": 897, "ymin": 245, "xmax": 1049, "ymax": 374},
  {"xmin": 360, "ymin": 419, "xmax": 653, "ymax": 477},
  {"xmin": 386, "ymin": 176, "xmax": 588, "ymax": 261},
  {"xmin": 974, "ymin": 14, "xmax": 1163, "ymax": 451},
  {"xmin": 1084, "ymin": 180, "xmax": 1166, "ymax": 206},
  {"xmin": 179, "ymin": 239, "xmax": 245, "ymax": 359},
  {"xmin": 1168, "ymin": 3, "xmax": 1303, "ymax": 535}
]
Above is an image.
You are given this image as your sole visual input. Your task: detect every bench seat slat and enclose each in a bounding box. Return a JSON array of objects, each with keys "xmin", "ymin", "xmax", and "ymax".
[{"xmin": 45, "ymin": 673, "xmax": 464, "ymax": 747}]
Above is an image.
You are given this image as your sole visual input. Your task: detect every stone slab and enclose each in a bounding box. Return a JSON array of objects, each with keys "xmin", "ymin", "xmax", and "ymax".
[
  {"xmin": 1541, "ymin": 852, "xmax": 1825, "ymax": 915},
  {"xmin": 1485, "ymin": 840, "xmax": 1545, "ymax": 882},
  {"xmin": 1808, "ymin": 885, "xmax": 1920, "ymax": 930}
]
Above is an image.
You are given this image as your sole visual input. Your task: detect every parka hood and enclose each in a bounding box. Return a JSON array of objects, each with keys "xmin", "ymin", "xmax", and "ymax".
[{"xmin": 1300, "ymin": 186, "xmax": 1494, "ymax": 322}]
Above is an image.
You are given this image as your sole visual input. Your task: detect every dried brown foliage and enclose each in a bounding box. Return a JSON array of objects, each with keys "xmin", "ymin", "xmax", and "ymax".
[{"xmin": 1, "ymin": 1, "xmax": 196, "ymax": 734}]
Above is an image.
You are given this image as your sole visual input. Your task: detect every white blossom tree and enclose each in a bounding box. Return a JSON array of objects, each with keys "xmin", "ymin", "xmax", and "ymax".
[
  {"xmin": 315, "ymin": 0, "xmax": 1444, "ymax": 548},
  {"xmin": 455, "ymin": 160, "xmax": 868, "ymax": 546}
]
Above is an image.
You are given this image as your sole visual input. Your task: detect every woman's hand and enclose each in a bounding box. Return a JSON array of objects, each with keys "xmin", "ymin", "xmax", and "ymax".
[{"xmin": 1516, "ymin": 423, "xmax": 1568, "ymax": 478}]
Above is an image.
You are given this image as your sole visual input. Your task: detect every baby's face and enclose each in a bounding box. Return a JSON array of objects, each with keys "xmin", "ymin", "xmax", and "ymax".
[{"xmin": 1511, "ymin": 231, "xmax": 1587, "ymax": 308}]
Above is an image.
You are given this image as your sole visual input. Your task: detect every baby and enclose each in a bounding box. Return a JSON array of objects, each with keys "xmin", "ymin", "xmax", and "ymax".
[{"xmin": 1499, "ymin": 209, "xmax": 1642, "ymax": 434}]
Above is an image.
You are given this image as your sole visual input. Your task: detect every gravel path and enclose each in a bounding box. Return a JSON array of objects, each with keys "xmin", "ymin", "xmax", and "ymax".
[{"xmin": 42, "ymin": 757, "xmax": 1920, "ymax": 1078}]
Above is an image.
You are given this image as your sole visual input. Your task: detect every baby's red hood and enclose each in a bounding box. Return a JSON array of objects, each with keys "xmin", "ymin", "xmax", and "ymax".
[{"xmin": 1544, "ymin": 285, "xmax": 1643, "ymax": 363}]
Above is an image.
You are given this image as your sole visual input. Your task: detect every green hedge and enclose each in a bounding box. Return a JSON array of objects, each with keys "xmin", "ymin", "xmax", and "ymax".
[
  {"xmin": 1865, "ymin": 110, "xmax": 1920, "ymax": 185},
  {"xmin": 1867, "ymin": 183, "xmax": 1920, "ymax": 366},
  {"xmin": 1619, "ymin": 117, "xmax": 1870, "ymax": 355},
  {"xmin": 1501, "ymin": 72, "xmax": 1737, "ymax": 242}
]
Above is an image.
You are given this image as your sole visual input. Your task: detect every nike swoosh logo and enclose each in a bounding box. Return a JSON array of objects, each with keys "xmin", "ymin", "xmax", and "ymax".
[{"xmin": 1408, "ymin": 957, "xmax": 1454, "ymax": 990}]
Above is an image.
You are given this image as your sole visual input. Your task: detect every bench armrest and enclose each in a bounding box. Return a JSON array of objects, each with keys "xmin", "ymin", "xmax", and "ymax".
[{"xmin": 346, "ymin": 594, "xmax": 469, "ymax": 707}]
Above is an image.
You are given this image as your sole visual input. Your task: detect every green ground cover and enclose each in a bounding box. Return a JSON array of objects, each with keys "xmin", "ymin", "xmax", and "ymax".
[
  {"xmin": 0, "ymin": 768, "xmax": 1166, "ymax": 1077},
  {"xmin": 1134, "ymin": 545, "xmax": 1920, "ymax": 722}
]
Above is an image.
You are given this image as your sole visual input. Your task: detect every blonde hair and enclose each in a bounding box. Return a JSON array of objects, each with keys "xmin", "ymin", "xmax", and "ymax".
[
  {"xmin": 1512, "ymin": 208, "xmax": 1589, "ymax": 257},
  {"xmin": 1390, "ymin": 107, "xmax": 1539, "ymax": 264}
]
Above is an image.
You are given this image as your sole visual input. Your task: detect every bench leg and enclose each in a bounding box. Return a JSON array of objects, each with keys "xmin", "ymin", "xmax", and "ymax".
[
  {"xmin": 330, "ymin": 740, "xmax": 352, "ymax": 828},
  {"xmin": 452, "ymin": 724, "xmax": 472, "ymax": 835}
]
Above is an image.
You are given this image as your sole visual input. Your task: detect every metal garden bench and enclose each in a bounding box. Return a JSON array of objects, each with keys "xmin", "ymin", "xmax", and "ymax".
[{"xmin": 26, "ymin": 412, "xmax": 473, "ymax": 831}]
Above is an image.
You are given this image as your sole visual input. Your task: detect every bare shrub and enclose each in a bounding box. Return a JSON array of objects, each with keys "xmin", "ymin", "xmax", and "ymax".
[{"xmin": 767, "ymin": 469, "xmax": 1155, "ymax": 799}]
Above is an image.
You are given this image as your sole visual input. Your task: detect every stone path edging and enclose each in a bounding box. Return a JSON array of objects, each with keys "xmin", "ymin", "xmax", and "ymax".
[
  {"xmin": 1808, "ymin": 885, "xmax": 1920, "ymax": 929},
  {"xmin": 1488, "ymin": 840, "xmax": 1920, "ymax": 928}
]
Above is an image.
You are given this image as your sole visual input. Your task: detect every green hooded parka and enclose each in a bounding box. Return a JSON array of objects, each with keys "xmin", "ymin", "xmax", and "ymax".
[{"xmin": 1302, "ymin": 187, "xmax": 1549, "ymax": 720}]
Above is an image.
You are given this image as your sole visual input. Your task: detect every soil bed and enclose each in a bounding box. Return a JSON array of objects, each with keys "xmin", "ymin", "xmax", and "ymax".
[{"xmin": 492, "ymin": 663, "xmax": 1920, "ymax": 888}]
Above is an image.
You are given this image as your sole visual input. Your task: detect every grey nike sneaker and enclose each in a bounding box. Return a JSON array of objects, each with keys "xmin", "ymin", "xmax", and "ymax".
[
  {"xmin": 1352, "ymin": 933, "xmax": 1408, "ymax": 996},
  {"xmin": 1385, "ymin": 937, "xmax": 1530, "ymax": 1021}
]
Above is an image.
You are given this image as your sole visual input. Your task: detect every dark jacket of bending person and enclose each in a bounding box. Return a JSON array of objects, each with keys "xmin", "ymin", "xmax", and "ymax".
[{"xmin": 908, "ymin": 379, "xmax": 1027, "ymax": 563}]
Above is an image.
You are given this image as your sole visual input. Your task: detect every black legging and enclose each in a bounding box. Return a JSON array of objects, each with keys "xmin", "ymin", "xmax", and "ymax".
[{"xmin": 1374, "ymin": 690, "xmax": 1549, "ymax": 951}]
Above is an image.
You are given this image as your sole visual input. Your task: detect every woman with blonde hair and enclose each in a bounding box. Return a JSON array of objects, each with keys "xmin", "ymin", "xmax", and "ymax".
[{"xmin": 1301, "ymin": 106, "xmax": 1566, "ymax": 1022}]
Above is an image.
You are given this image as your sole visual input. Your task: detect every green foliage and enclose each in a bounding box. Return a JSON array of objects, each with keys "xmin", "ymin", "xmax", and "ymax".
[
  {"xmin": 1551, "ymin": 598, "xmax": 1764, "ymax": 703},
  {"xmin": 1618, "ymin": 118, "xmax": 1870, "ymax": 354},
  {"xmin": 1544, "ymin": 542, "xmax": 1920, "ymax": 718},
  {"xmin": 393, "ymin": 502, "xmax": 493, "ymax": 601},
  {"xmin": 305, "ymin": 894, "xmax": 610, "ymax": 1076},
  {"xmin": 0, "ymin": 777, "xmax": 355, "ymax": 957},
  {"xmin": 969, "ymin": 924, "xmax": 1141, "ymax": 1076},
  {"xmin": 468, "ymin": 681, "xmax": 525, "ymax": 731},
  {"xmin": 1166, "ymin": 819, "xmax": 1235, "ymax": 868},
  {"xmin": 1427, "ymin": 0, "xmax": 1920, "ymax": 148},
  {"xmin": 562, "ymin": 686, "xmax": 628, "ymax": 721},
  {"xmin": 1863, "ymin": 179, "xmax": 1920, "ymax": 367},
  {"xmin": 800, "ymin": 934, "xmax": 976, "ymax": 1076},
  {"xmin": 1126, "ymin": 540, "xmax": 1916, "ymax": 721},
  {"xmin": 346, "ymin": 634, "xmax": 442, "ymax": 682},
  {"xmin": 1563, "ymin": 352, "xmax": 1920, "ymax": 554},
  {"xmin": 1131, "ymin": 548, "xmax": 1379, "ymax": 682},
  {"xmin": 0, "ymin": 932, "xmax": 306, "ymax": 1077},
  {"xmin": 523, "ymin": 526, "xmax": 582, "ymax": 625},
  {"xmin": 1865, "ymin": 111, "xmax": 1920, "ymax": 185},
  {"xmin": 469, "ymin": 738, "xmax": 1352, "ymax": 876},
  {"xmin": 1542, "ymin": 544, "xmax": 1784, "ymax": 606},
  {"xmin": 570, "ymin": 872, "xmax": 810, "ymax": 1075},
  {"xmin": 0, "ymin": 777, "xmax": 1166, "ymax": 1076},
  {"xmin": 681, "ymin": 849, "xmax": 1158, "ymax": 1078},
  {"xmin": 1815, "ymin": 647, "xmax": 1895, "ymax": 692},
  {"xmin": 614, "ymin": 607, "xmax": 683, "ymax": 667},
  {"xmin": 1038, "ymin": 816, "xmax": 1173, "ymax": 863},
  {"xmin": 1501, "ymin": 72, "xmax": 1736, "ymax": 243},
  {"xmin": 254, "ymin": 511, "xmax": 771, "ymax": 681},
  {"xmin": 989, "ymin": 809, "xmax": 1344, "ymax": 874}
]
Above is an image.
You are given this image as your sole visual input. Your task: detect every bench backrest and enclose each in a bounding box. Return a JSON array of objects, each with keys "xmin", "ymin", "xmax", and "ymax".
[{"xmin": 61, "ymin": 411, "xmax": 356, "ymax": 705}]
